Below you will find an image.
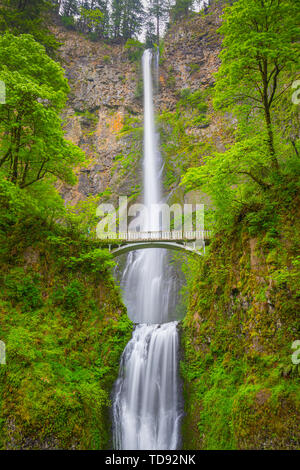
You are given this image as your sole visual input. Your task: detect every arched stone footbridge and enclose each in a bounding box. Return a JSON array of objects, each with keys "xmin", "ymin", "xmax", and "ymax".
[{"xmin": 97, "ymin": 231, "xmax": 211, "ymax": 257}]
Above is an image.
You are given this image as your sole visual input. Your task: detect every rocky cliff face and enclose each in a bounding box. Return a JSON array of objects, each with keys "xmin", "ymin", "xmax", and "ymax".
[
  {"xmin": 54, "ymin": 27, "xmax": 143, "ymax": 205},
  {"xmin": 55, "ymin": 2, "xmax": 229, "ymax": 207},
  {"xmin": 159, "ymin": 3, "xmax": 222, "ymax": 110}
]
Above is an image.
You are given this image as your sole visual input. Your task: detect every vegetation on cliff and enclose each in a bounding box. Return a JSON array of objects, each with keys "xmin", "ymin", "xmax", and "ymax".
[
  {"xmin": 0, "ymin": 121, "xmax": 132, "ymax": 448},
  {"xmin": 0, "ymin": 215, "xmax": 132, "ymax": 449},
  {"xmin": 179, "ymin": 0, "xmax": 300, "ymax": 449},
  {"xmin": 57, "ymin": 0, "xmax": 206, "ymax": 44},
  {"xmin": 0, "ymin": 3, "xmax": 132, "ymax": 449},
  {"xmin": 180, "ymin": 204, "xmax": 300, "ymax": 449},
  {"xmin": 0, "ymin": 33, "xmax": 85, "ymax": 190},
  {"xmin": 183, "ymin": 0, "xmax": 300, "ymax": 229}
]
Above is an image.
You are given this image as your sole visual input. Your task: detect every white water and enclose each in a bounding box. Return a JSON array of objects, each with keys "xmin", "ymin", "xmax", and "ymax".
[{"xmin": 112, "ymin": 50, "xmax": 182, "ymax": 450}]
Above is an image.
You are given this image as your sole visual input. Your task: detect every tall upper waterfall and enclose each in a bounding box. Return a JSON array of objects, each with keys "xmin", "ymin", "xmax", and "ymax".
[
  {"xmin": 119, "ymin": 49, "xmax": 173, "ymax": 325},
  {"xmin": 112, "ymin": 50, "xmax": 182, "ymax": 450}
]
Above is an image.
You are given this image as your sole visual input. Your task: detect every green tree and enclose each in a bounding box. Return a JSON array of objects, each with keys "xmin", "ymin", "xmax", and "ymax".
[
  {"xmin": 111, "ymin": 0, "xmax": 123, "ymax": 39},
  {"xmin": 122, "ymin": 0, "xmax": 144, "ymax": 40},
  {"xmin": 214, "ymin": 0, "xmax": 300, "ymax": 171},
  {"xmin": 0, "ymin": 0, "xmax": 60, "ymax": 56},
  {"xmin": 147, "ymin": 0, "xmax": 169, "ymax": 45},
  {"xmin": 111, "ymin": 0, "xmax": 144, "ymax": 41},
  {"xmin": 78, "ymin": 5, "xmax": 104, "ymax": 34},
  {"xmin": 170, "ymin": 0, "xmax": 194, "ymax": 21},
  {"xmin": 145, "ymin": 16, "xmax": 156, "ymax": 48},
  {"xmin": 93, "ymin": 0, "xmax": 110, "ymax": 38},
  {"xmin": 61, "ymin": 0, "xmax": 79, "ymax": 17},
  {"xmin": 182, "ymin": 0, "xmax": 300, "ymax": 230},
  {"xmin": 61, "ymin": 1, "xmax": 109, "ymax": 38},
  {"xmin": 0, "ymin": 33, "xmax": 85, "ymax": 189}
]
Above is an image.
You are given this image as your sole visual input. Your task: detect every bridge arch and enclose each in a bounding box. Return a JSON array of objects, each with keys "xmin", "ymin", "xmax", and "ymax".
[{"xmin": 110, "ymin": 241, "xmax": 204, "ymax": 258}]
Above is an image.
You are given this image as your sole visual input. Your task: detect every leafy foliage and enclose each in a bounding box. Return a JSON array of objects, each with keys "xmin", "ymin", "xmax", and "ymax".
[
  {"xmin": 4, "ymin": 268, "xmax": 42, "ymax": 311},
  {"xmin": 0, "ymin": 215, "xmax": 132, "ymax": 449},
  {"xmin": 182, "ymin": 0, "xmax": 300, "ymax": 233},
  {"xmin": 158, "ymin": 87, "xmax": 212, "ymax": 190},
  {"xmin": 124, "ymin": 38, "xmax": 145, "ymax": 62},
  {"xmin": 180, "ymin": 202, "xmax": 300, "ymax": 449},
  {"xmin": 67, "ymin": 248, "xmax": 114, "ymax": 274},
  {"xmin": 0, "ymin": 33, "xmax": 85, "ymax": 190},
  {"xmin": 0, "ymin": 0, "xmax": 60, "ymax": 56}
]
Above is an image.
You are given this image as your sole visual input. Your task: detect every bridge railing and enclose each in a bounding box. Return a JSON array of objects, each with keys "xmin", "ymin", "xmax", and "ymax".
[{"xmin": 98, "ymin": 230, "xmax": 211, "ymax": 241}]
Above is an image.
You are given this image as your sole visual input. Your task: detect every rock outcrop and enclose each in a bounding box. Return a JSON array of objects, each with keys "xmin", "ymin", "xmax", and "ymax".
[
  {"xmin": 159, "ymin": 4, "xmax": 222, "ymax": 110},
  {"xmin": 54, "ymin": 27, "xmax": 143, "ymax": 204}
]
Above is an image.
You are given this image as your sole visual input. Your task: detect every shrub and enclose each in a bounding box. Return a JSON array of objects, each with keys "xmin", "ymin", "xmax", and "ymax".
[
  {"xmin": 4, "ymin": 269, "xmax": 42, "ymax": 311},
  {"xmin": 124, "ymin": 39, "xmax": 144, "ymax": 62},
  {"xmin": 63, "ymin": 280, "xmax": 84, "ymax": 311},
  {"xmin": 61, "ymin": 15, "xmax": 76, "ymax": 30}
]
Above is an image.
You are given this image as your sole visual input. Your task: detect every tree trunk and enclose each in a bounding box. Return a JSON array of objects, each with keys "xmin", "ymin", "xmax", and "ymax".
[
  {"xmin": 261, "ymin": 60, "xmax": 279, "ymax": 171},
  {"xmin": 264, "ymin": 99, "xmax": 279, "ymax": 171}
]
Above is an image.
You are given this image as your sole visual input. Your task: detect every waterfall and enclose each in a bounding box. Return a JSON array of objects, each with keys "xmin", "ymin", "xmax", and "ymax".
[{"xmin": 112, "ymin": 50, "xmax": 182, "ymax": 450}]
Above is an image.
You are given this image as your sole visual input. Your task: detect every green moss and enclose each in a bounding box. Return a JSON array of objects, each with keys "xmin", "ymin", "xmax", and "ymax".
[
  {"xmin": 3, "ymin": 268, "xmax": 43, "ymax": 311},
  {"xmin": 181, "ymin": 204, "xmax": 300, "ymax": 449},
  {"xmin": 158, "ymin": 88, "xmax": 212, "ymax": 191},
  {"xmin": 188, "ymin": 63, "xmax": 200, "ymax": 73},
  {"xmin": 0, "ymin": 219, "xmax": 132, "ymax": 449}
]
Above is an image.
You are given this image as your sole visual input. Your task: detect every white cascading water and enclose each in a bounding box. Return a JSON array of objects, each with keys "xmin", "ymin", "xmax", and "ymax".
[{"xmin": 112, "ymin": 50, "xmax": 182, "ymax": 450}]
